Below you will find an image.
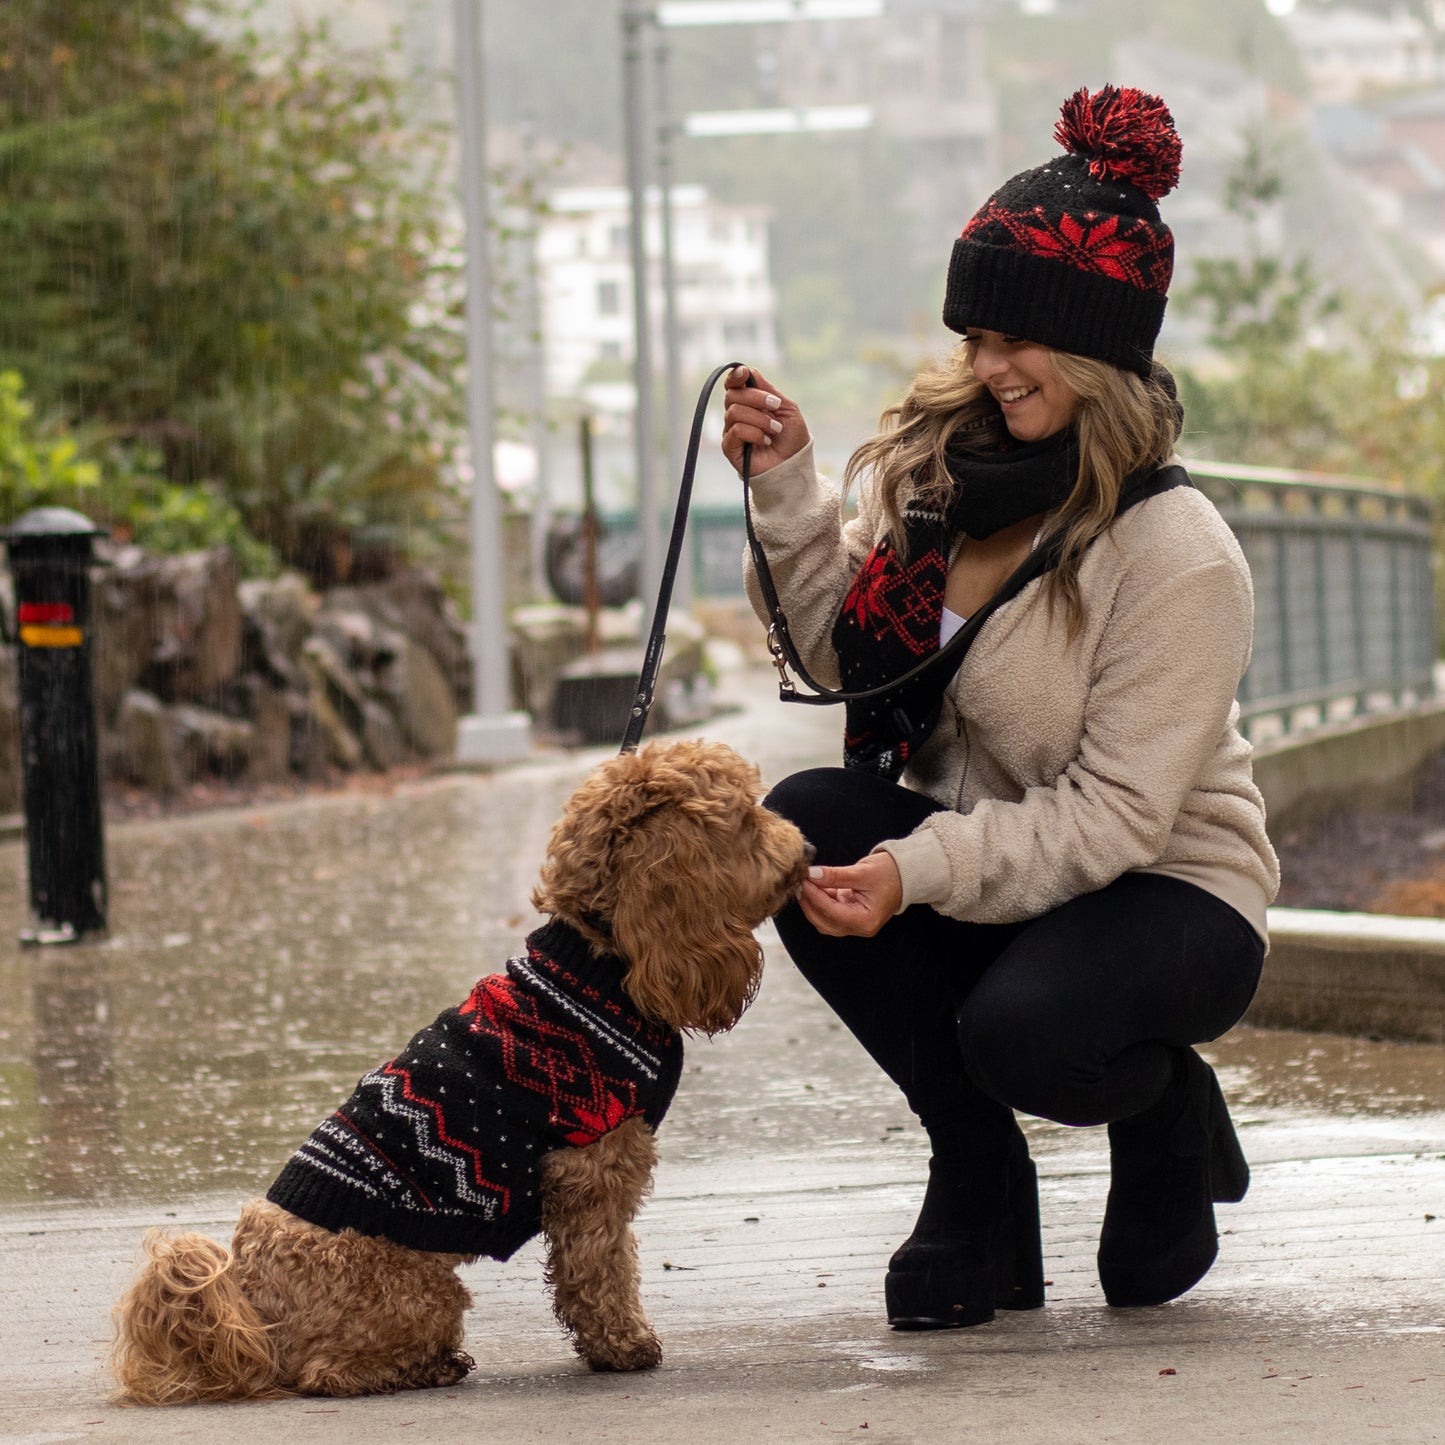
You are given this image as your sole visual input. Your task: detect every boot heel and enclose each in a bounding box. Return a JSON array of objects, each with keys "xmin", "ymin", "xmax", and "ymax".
[
  {"xmin": 1206, "ymin": 1072, "xmax": 1249, "ymax": 1204},
  {"xmin": 886, "ymin": 1250, "xmax": 996, "ymax": 1330},
  {"xmin": 996, "ymin": 1158, "xmax": 1045, "ymax": 1310}
]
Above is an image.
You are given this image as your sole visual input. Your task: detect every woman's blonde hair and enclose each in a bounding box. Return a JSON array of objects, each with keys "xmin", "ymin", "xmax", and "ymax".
[{"xmin": 843, "ymin": 345, "xmax": 1182, "ymax": 635}]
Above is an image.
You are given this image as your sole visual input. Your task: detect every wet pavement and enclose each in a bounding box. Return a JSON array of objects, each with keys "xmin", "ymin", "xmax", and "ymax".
[{"xmin": 0, "ymin": 661, "xmax": 1442, "ymax": 1443}]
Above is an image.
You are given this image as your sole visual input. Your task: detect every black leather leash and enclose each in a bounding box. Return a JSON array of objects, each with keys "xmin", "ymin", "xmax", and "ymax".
[
  {"xmin": 620, "ymin": 361, "xmax": 742, "ymax": 752},
  {"xmin": 620, "ymin": 363, "xmax": 1188, "ymax": 751}
]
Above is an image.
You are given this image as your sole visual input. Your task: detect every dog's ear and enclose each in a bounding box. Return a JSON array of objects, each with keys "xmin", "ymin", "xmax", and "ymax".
[
  {"xmin": 533, "ymin": 742, "xmax": 751, "ymax": 955},
  {"xmin": 608, "ymin": 820, "xmax": 763, "ymax": 1037}
]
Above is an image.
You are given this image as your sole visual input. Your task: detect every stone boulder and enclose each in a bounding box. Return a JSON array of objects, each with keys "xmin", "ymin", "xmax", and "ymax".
[
  {"xmin": 92, "ymin": 545, "xmax": 242, "ymax": 716},
  {"xmin": 375, "ymin": 637, "xmax": 458, "ymax": 758},
  {"xmin": 325, "ymin": 569, "xmax": 471, "ymax": 708},
  {"xmin": 113, "ymin": 689, "xmax": 182, "ymax": 795}
]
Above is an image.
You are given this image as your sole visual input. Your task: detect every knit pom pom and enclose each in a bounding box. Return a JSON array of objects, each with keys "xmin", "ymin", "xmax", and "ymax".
[{"xmin": 1053, "ymin": 85, "xmax": 1181, "ymax": 201}]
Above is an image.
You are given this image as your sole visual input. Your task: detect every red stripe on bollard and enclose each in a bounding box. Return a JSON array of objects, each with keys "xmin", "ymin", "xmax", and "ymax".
[{"xmin": 17, "ymin": 602, "xmax": 74, "ymax": 624}]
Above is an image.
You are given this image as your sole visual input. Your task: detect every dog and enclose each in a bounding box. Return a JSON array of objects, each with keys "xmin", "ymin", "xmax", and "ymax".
[{"xmin": 110, "ymin": 739, "xmax": 811, "ymax": 1404}]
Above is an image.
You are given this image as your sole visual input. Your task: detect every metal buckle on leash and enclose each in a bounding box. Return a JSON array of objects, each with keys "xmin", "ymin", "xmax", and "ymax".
[{"xmin": 766, "ymin": 622, "xmax": 797, "ymax": 697}]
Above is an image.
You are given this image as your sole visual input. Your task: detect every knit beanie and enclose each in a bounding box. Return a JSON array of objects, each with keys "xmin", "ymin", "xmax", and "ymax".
[{"xmin": 942, "ymin": 85, "xmax": 1182, "ymax": 377}]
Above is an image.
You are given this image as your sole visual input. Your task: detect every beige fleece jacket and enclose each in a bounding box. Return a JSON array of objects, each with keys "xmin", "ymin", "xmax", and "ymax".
[{"xmin": 743, "ymin": 442, "xmax": 1280, "ymax": 941}]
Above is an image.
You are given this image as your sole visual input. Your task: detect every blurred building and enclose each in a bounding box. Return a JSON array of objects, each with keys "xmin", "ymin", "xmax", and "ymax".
[
  {"xmin": 1312, "ymin": 91, "xmax": 1445, "ymax": 275},
  {"xmin": 1277, "ymin": 7, "xmax": 1445, "ymax": 299},
  {"xmin": 763, "ymin": 0, "xmax": 999, "ymax": 264},
  {"xmin": 1281, "ymin": 4, "xmax": 1440, "ymax": 103},
  {"xmin": 537, "ymin": 185, "xmax": 780, "ymax": 406}
]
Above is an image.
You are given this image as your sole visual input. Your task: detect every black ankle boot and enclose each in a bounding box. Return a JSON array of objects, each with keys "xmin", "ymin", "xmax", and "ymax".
[
  {"xmin": 1098, "ymin": 1049, "xmax": 1247, "ymax": 1308},
  {"xmin": 885, "ymin": 1146, "xmax": 1044, "ymax": 1329}
]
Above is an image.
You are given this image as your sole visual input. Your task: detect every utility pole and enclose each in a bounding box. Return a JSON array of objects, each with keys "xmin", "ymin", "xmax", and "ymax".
[{"xmin": 452, "ymin": 0, "xmax": 531, "ymax": 763}]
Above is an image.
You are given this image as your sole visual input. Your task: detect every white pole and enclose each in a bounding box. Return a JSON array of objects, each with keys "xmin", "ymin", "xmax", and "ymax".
[
  {"xmin": 653, "ymin": 29, "xmax": 691, "ymax": 609},
  {"xmin": 622, "ymin": 0, "xmax": 662, "ymax": 635},
  {"xmin": 452, "ymin": 0, "xmax": 531, "ymax": 763},
  {"xmin": 522, "ymin": 121, "xmax": 552, "ymax": 605}
]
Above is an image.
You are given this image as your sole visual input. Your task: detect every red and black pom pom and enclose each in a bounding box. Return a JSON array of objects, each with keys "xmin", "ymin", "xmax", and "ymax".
[{"xmin": 1053, "ymin": 85, "xmax": 1181, "ymax": 201}]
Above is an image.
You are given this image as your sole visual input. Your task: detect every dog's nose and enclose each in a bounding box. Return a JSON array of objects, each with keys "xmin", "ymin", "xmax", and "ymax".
[{"xmin": 802, "ymin": 840, "xmax": 817, "ymax": 865}]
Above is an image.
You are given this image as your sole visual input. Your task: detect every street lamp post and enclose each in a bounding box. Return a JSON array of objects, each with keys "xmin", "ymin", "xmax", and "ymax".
[
  {"xmin": 653, "ymin": 29, "xmax": 692, "ymax": 609},
  {"xmin": 452, "ymin": 0, "xmax": 531, "ymax": 764},
  {"xmin": 622, "ymin": 0, "xmax": 663, "ymax": 635},
  {"xmin": 521, "ymin": 121, "xmax": 553, "ymax": 606}
]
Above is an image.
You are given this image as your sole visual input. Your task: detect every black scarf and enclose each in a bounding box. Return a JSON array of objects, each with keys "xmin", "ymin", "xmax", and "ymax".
[
  {"xmin": 832, "ymin": 447, "xmax": 1188, "ymax": 779},
  {"xmin": 942, "ymin": 427, "xmax": 1079, "ymax": 539}
]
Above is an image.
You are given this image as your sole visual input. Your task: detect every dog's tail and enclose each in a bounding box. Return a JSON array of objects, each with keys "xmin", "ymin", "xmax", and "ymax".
[{"xmin": 110, "ymin": 1229, "xmax": 280, "ymax": 1405}]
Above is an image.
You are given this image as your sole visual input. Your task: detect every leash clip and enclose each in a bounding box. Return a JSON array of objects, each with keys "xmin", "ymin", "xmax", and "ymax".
[{"xmin": 766, "ymin": 622, "xmax": 797, "ymax": 697}]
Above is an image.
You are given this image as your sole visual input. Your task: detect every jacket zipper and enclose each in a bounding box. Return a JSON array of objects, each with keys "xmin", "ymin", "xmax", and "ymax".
[{"xmin": 949, "ymin": 684, "xmax": 971, "ymax": 812}]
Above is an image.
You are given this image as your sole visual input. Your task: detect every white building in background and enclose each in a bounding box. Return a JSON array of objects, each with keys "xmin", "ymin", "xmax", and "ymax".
[
  {"xmin": 537, "ymin": 185, "xmax": 780, "ymax": 406},
  {"xmin": 1282, "ymin": 4, "xmax": 1439, "ymax": 103}
]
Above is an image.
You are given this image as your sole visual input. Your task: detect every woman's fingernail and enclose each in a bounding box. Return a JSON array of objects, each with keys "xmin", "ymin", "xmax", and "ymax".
[
  {"xmin": 761, "ymin": 433, "xmax": 774, "ymax": 445},
  {"xmin": 808, "ymin": 866, "xmax": 824, "ymax": 881},
  {"xmin": 769, "ymin": 418, "xmax": 783, "ymax": 434},
  {"xmin": 764, "ymin": 393, "xmax": 782, "ymax": 410}
]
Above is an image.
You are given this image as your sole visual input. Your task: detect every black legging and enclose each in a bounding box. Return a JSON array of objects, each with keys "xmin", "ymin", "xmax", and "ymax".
[{"xmin": 766, "ymin": 769, "xmax": 1264, "ymax": 1148}]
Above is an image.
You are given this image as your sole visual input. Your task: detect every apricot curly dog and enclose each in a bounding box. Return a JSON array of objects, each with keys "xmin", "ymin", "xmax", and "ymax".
[{"xmin": 111, "ymin": 739, "xmax": 811, "ymax": 1404}]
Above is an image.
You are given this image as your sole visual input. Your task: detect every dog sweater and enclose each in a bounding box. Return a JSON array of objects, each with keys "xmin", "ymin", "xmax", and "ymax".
[{"xmin": 266, "ymin": 919, "xmax": 685, "ymax": 1258}]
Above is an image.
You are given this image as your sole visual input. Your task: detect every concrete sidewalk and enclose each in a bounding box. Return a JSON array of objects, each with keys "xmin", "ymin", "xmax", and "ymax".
[{"xmin": 1, "ymin": 663, "xmax": 1442, "ymax": 1443}]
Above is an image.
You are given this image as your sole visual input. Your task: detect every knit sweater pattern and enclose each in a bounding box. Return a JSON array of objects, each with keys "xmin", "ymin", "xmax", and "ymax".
[
  {"xmin": 267, "ymin": 919, "xmax": 684, "ymax": 1258},
  {"xmin": 741, "ymin": 442, "xmax": 1280, "ymax": 940}
]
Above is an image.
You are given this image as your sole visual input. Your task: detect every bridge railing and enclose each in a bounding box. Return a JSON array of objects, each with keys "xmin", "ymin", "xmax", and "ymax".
[
  {"xmin": 596, "ymin": 457, "xmax": 1439, "ymax": 743},
  {"xmin": 1190, "ymin": 459, "xmax": 1438, "ymax": 740}
]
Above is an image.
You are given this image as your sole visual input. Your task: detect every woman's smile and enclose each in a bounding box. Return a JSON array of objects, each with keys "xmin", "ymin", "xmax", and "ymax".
[{"xmin": 964, "ymin": 332, "xmax": 1081, "ymax": 442}]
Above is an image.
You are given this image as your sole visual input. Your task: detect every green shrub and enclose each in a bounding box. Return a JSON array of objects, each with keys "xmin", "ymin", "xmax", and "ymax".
[{"xmin": 0, "ymin": 369, "xmax": 100, "ymax": 523}]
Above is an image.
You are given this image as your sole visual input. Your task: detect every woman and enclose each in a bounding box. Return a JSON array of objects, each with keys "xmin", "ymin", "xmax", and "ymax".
[{"xmin": 721, "ymin": 86, "xmax": 1279, "ymax": 1328}]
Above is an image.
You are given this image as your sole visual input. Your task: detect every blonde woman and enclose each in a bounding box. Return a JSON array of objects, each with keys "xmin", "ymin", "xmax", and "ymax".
[{"xmin": 724, "ymin": 87, "xmax": 1278, "ymax": 1328}]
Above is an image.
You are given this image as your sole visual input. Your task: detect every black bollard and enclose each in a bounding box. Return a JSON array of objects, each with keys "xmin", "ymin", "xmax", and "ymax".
[{"xmin": 2, "ymin": 507, "xmax": 108, "ymax": 944}]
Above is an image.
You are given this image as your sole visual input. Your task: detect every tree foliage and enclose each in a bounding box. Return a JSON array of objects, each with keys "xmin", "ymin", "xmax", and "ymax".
[
  {"xmin": 0, "ymin": 369, "xmax": 276, "ymax": 570},
  {"xmin": 0, "ymin": 0, "xmax": 466, "ymax": 577}
]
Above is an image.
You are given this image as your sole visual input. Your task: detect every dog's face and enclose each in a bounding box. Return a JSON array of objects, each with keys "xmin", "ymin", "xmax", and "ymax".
[{"xmin": 531, "ymin": 740, "xmax": 811, "ymax": 1035}]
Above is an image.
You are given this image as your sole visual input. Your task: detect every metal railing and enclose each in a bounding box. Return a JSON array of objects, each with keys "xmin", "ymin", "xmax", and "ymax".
[
  {"xmin": 1190, "ymin": 459, "xmax": 1437, "ymax": 739},
  {"xmin": 598, "ymin": 457, "xmax": 1439, "ymax": 742}
]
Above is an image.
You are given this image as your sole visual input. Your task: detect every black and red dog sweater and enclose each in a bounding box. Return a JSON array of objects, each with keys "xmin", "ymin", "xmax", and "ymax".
[{"xmin": 267, "ymin": 918, "xmax": 684, "ymax": 1259}]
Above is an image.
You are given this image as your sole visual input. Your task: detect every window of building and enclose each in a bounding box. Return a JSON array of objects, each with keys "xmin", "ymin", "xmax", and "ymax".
[{"xmin": 598, "ymin": 279, "xmax": 622, "ymax": 316}]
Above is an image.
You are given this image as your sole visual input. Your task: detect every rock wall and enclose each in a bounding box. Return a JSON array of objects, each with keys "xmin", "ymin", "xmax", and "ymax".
[{"xmin": 0, "ymin": 545, "xmax": 473, "ymax": 813}]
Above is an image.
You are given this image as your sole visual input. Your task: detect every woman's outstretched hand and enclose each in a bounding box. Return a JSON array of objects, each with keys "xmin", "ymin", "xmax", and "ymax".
[
  {"xmin": 800, "ymin": 853, "xmax": 903, "ymax": 938},
  {"xmin": 721, "ymin": 364, "xmax": 810, "ymax": 476}
]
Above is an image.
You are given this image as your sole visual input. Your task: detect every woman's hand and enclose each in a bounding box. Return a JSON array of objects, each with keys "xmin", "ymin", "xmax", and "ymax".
[
  {"xmin": 799, "ymin": 852, "xmax": 903, "ymax": 938},
  {"xmin": 721, "ymin": 364, "xmax": 810, "ymax": 476}
]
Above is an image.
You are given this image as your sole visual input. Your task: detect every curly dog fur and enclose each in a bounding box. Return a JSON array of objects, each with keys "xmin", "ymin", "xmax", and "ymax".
[{"xmin": 111, "ymin": 740, "xmax": 810, "ymax": 1405}]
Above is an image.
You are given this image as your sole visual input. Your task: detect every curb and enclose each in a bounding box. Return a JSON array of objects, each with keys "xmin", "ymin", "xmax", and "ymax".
[{"xmin": 1253, "ymin": 906, "xmax": 1445, "ymax": 1043}]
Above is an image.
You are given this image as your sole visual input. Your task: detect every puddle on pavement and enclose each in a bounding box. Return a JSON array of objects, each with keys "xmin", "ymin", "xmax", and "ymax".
[
  {"xmin": 0, "ymin": 775, "xmax": 582, "ymax": 1207},
  {"xmin": 0, "ymin": 770, "xmax": 1440, "ymax": 1211}
]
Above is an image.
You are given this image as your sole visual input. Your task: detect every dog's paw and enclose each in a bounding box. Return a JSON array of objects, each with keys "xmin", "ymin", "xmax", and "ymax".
[
  {"xmin": 583, "ymin": 1329, "xmax": 662, "ymax": 1373},
  {"xmin": 433, "ymin": 1349, "xmax": 476, "ymax": 1387}
]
